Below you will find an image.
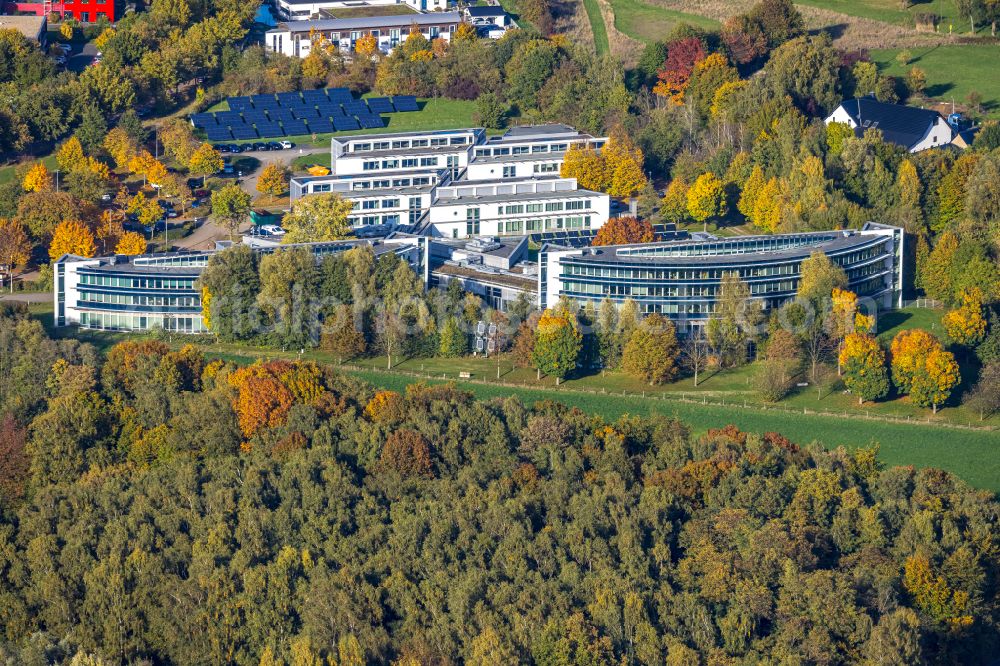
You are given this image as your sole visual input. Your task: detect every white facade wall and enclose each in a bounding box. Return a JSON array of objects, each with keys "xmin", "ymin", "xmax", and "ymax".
[
  {"xmin": 465, "ymin": 158, "xmax": 562, "ymax": 181},
  {"xmin": 426, "ymin": 179, "xmax": 610, "ymax": 239},
  {"xmin": 267, "ymin": 15, "xmax": 458, "ymax": 57},
  {"xmin": 824, "ymin": 105, "xmax": 953, "ymax": 153}
]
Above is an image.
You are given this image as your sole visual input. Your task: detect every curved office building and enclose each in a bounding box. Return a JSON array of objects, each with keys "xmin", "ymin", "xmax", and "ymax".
[{"xmin": 539, "ymin": 225, "xmax": 903, "ymax": 331}]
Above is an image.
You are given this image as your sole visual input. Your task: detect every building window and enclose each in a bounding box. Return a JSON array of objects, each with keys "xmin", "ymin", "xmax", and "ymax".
[
  {"xmin": 420, "ymin": 157, "xmax": 438, "ymax": 167},
  {"xmin": 502, "ymin": 166, "xmax": 516, "ymax": 178},
  {"xmin": 526, "ymin": 203, "xmax": 542, "ymax": 213},
  {"xmin": 545, "ymin": 202, "xmax": 563, "ymax": 212},
  {"xmin": 466, "ymin": 208, "xmax": 480, "ymax": 236}
]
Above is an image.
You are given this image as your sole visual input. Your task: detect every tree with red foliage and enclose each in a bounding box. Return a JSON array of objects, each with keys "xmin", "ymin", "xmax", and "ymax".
[
  {"xmin": 0, "ymin": 414, "xmax": 28, "ymax": 505},
  {"xmin": 653, "ymin": 37, "xmax": 707, "ymax": 104},
  {"xmin": 592, "ymin": 216, "xmax": 658, "ymax": 246},
  {"xmin": 380, "ymin": 429, "xmax": 434, "ymax": 478}
]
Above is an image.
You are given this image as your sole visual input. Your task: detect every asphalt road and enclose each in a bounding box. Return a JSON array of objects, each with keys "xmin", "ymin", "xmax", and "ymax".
[{"xmin": 66, "ymin": 41, "xmax": 99, "ymax": 73}]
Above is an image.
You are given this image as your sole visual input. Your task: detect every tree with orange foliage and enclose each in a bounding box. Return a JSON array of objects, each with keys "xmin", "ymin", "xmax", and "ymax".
[
  {"xmin": 227, "ymin": 361, "xmax": 326, "ymax": 440},
  {"xmin": 49, "ymin": 219, "xmax": 96, "ymax": 261},
  {"xmin": 363, "ymin": 389, "xmax": 404, "ymax": 423},
  {"xmin": 380, "ymin": 429, "xmax": 433, "ymax": 478},
  {"xmin": 591, "ymin": 216, "xmax": 657, "ymax": 246},
  {"xmin": 889, "ymin": 328, "xmax": 941, "ymax": 394},
  {"xmin": 942, "ymin": 287, "xmax": 987, "ymax": 347},
  {"xmin": 652, "ymin": 37, "xmax": 707, "ymax": 104},
  {"xmin": 890, "ymin": 328, "xmax": 960, "ymax": 412},
  {"xmin": 839, "ymin": 333, "xmax": 888, "ymax": 404},
  {"xmin": 0, "ymin": 218, "xmax": 31, "ymax": 291},
  {"xmin": 115, "ymin": 231, "xmax": 147, "ymax": 256}
]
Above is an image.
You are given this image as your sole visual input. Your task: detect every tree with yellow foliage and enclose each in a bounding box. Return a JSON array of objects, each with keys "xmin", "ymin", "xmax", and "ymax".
[
  {"xmin": 839, "ymin": 333, "xmax": 889, "ymax": 404},
  {"xmin": 59, "ymin": 21, "xmax": 73, "ymax": 40},
  {"xmin": 256, "ymin": 163, "xmax": 288, "ymax": 198},
  {"xmin": 942, "ymin": 287, "xmax": 987, "ymax": 347},
  {"xmin": 686, "ymin": 172, "xmax": 726, "ymax": 225},
  {"xmin": 910, "ymin": 347, "xmax": 960, "ymax": 413},
  {"xmin": 115, "ymin": 231, "xmax": 147, "ymax": 256},
  {"xmin": 660, "ymin": 178, "xmax": 689, "ymax": 223},
  {"xmin": 454, "ymin": 22, "xmax": 478, "ymax": 42},
  {"xmin": 903, "ymin": 554, "xmax": 973, "ymax": 629},
  {"xmin": 49, "ymin": 219, "xmax": 96, "ymax": 261},
  {"xmin": 57, "ymin": 137, "xmax": 87, "ymax": 174},
  {"xmin": 128, "ymin": 150, "xmax": 159, "ymax": 186},
  {"xmin": 603, "ymin": 130, "xmax": 648, "ymax": 198},
  {"xmin": 0, "ymin": 218, "xmax": 31, "ymax": 291},
  {"xmin": 889, "ymin": 328, "xmax": 941, "ymax": 394},
  {"xmin": 22, "ymin": 162, "xmax": 52, "ymax": 193},
  {"xmin": 95, "ymin": 210, "xmax": 124, "ymax": 254},
  {"xmin": 188, "ymin": 143, "xmax": 224, "ymax": 186},
  {"xmin": 355, "ymin": 33, "xmax": 378, "ymax": 57},
  {"xmin": 301, "ymin": 52, "xmax": 329, "ymax": 79},
  {"xmin": 738, "ymin": 164, "xmax": 765, "ymax": 219},
  {"xmin": 103, "ymin": 127, "xmax": 139, "ymax": 170},
  {"xmin": 93, "ymin": 27, "xmax": 115, "ymax": 51},
  {"xmin": 559, "ymin": 144, "xmax": 609, "ymax": 192},
  {"xmin": 750, "ymin": 177, "xmax": 784, "ymax": 233}
]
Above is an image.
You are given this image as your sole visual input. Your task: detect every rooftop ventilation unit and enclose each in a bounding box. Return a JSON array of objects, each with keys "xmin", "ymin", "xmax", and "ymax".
[{"xmin": 466, "ymin": 237, "xmax": 501, "ymax": 252}]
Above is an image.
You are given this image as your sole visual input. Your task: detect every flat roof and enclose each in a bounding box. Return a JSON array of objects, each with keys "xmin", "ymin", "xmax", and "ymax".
[
  {"xmin": 270, "ymin": 11, "xmax": 461, "ymax": 32},
  {"xmin": 555, "ymin": 231, "xmax": 891, "ymax": 267},
  {"xmin": 433, "ymin": 262, "xmax": 535, "ymax": 290},
  {"xmin": 334, "ymin": 128, "xmax": 480, "ymax": 143},
  {"xmin": 435, "ymin": 186, "xmax": 604, "ymax": 205},
  {"xmin": 465, "ymin": 5, "xmax": 506, "ymax": 15},
  {"xmin": 0, "ymin": 15, "xmax": 45, "ymax": 40}
]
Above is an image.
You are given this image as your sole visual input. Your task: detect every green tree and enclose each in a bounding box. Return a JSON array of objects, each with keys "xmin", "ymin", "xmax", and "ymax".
[
  {"xmin": 280, "ymin": 193, "xmax": 353, "ymax": 244},
  {"xmin": 621, "ymin": 313, "xmax": 680, "ymax": 385},
  {"xmin": 196, "ymin": 244, "xmax": 260, "ymax": 340},
  {"xmin": 211, "ymin": 184, "xmax": 252, "ymax": 240},
  {"xmin": 532, "ymin": 307, "xmax": 582, "ymax": 384},
  {"xmin": 438, "ymin": 316, "xmax": 467, "ymax": 357},
  {"xmin": 257, "ymin": 247, "xmax": 319, "ymax": 349}
]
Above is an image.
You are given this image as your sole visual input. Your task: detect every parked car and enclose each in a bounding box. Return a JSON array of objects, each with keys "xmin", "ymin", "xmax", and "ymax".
[
  {"xmin": 193, "ymin": 189, "xmax": 210, "ymax": 198},
  {"xmin": 211, "ymin": 144, "xmax": 228, "ymax": 153},
  {"xmin": 101, "ymin": 193, "xmax": 113, "ymax": 202},
  {"xmin": 266, "ymin": 141, "xmax": 283, "ymax": 151},
  {"xmin": 53, "ymin": 43, "xmax": 71, "ymax": 55},
  {"xmin": 259, "ymin": 224, "xmax": 286, "ymax": 236},
  {"xmin": 279, "ymin": 140, "xmax": 294, "ymax": 149},
  {"xmin": 252, "ymin": 142, "xmax": 268, "ymax": 151},
  {"xmin": 144, "ymin": 219, "xmax": 168, "ymax": 234},
  {"xmin": 166, "ymin": 210, "xmax": 179, "ymax": 218}
]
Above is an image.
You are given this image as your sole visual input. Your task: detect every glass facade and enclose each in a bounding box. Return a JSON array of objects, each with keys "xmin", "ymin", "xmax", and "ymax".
[{"xmin": 553, "ymin": 234, "xmax": 897, "ymax": 323}]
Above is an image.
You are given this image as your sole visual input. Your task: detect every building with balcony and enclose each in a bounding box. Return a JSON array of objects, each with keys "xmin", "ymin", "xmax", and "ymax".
[{"xmin": 265, "ymin": 12, "xmax": 461, "ymax": 56}]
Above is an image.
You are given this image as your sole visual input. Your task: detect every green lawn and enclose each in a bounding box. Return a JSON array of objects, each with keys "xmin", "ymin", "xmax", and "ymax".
[
  {"xmin": 582, "ymin": 0, "xmax": 611, "ymax": 55},
  {"xmin": 793, "ymin": 0, "xmax": 984, "ymax": 34},
  {"xmin": 871, "ymin": 44, "xmax": 1000, "ymax": 116},
  {"xmin": 200, "ymin": 98, "xmax": 479, "ymax": 148},
  {"xmin": 607, "ymin": 0, "xmax": 718, "ymax": 44},
  {"xmin": 349, "ymin": 369, "xmax": 1000, "ymax": 493},
  {"xmin": 0, "ymin": 155, "xmax": 57, "ymax": 187}
]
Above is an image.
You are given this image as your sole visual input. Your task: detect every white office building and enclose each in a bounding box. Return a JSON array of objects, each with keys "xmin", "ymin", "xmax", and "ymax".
[
  {"xmin": 275, "ymin": 0, "xmax": 451, "ymax": 22},
  {"xmin": 266, "ymin": 13, "xmax": 462, "ymax": 57},
  {"xmin": 288, "ymin": 124, "xmax": 613, "ymax": 238},
  {"xmin": 424, "ymin": 178, "xmax": 610, "ymax": 238},
  {"xmin": 465, "ymin": 124, "xmax": 606, "ymax": 181}
]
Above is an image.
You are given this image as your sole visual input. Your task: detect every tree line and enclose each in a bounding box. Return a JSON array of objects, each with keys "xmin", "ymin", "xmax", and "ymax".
[{"xmin": 0, "ymin": 303, "xmax": 996, "ymax": 664}]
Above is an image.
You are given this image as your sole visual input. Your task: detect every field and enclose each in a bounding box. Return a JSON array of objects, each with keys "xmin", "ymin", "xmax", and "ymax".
[
  {"xmin": 871, "ymin": 44, "xmax": 1000, "ymax": 115},
  {"xmin": 349, "ymin": 368, "xmax": 1000, "ymax": 493},
  {"xmin": 31, "ymin": 297, "xmax": 998, "ymax": 492},
  {"xmin": 582, "ymin": 0, "xmax": 611, "ymax": 54},
  {"xmin": 0, "ymin": 154, "xmax": 57, "ymax": 188},
  {"xmin": 793, "ymin": 0, "xmax": 981, "ymax": 34},
  {"xmin": 605, "ymin": 0, "xmax": 718, "ymax": 44}
]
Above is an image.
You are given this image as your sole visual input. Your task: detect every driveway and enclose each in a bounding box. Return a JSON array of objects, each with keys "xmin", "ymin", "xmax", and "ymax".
[
  {"xmin": 0, "ymin": 292, "xmax": 50, "ymax": 303},
  {"xmin": 234, "ymin": 145, "xmax": 327, "ymax": 198},
  {"xmin": 67, "ymin": 41, "xmax": 99, "ymax": 73}
]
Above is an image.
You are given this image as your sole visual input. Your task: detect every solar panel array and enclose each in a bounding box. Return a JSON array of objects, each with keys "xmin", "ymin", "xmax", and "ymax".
[{"xmin": 190, "ymin": 89, "xmax": 421, "ymax": 140}]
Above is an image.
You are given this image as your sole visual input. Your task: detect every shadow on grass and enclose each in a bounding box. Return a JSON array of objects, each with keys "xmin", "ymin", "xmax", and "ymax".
[{"xmin": 877, "ymin": 310, "xmax": 912, "ymax": 335}]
